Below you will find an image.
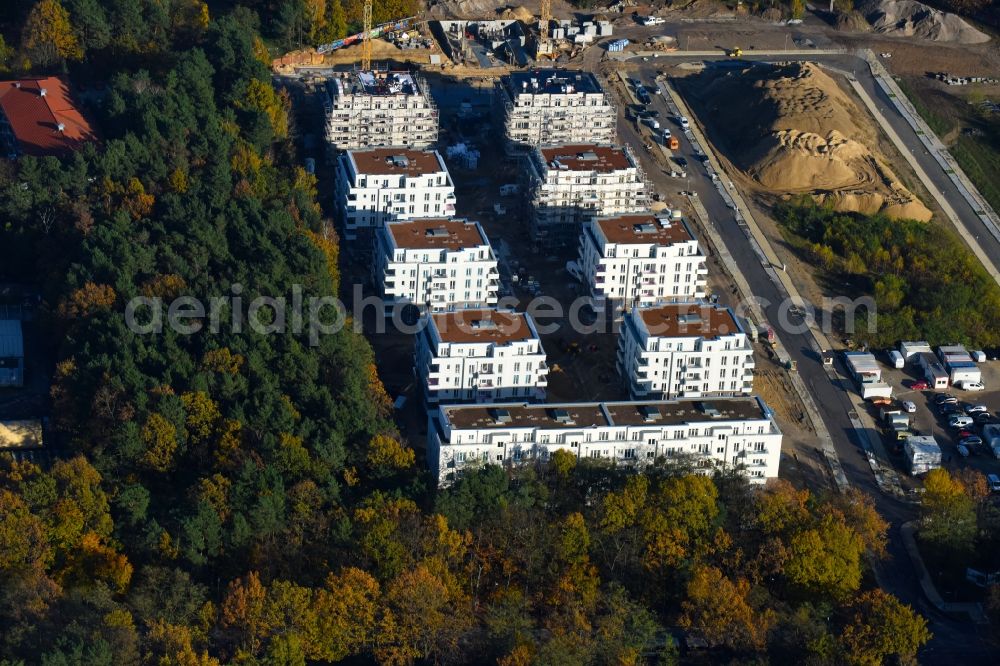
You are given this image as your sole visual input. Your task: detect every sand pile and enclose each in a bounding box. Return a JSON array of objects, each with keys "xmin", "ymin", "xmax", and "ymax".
[
  {"xmin": 859, "ymin": 0, "xmax": 990, "ymax": 44},
  {"xmin": 500, "ymin": 5, "xmax": 536, "ymax": 22},
  {"xmin": 835, "ymin": 10, "xmax": 872, "ymax": 33},
  {"xmin": 692, "ymin": 62, "xmax": 931, "ymax": 221}
]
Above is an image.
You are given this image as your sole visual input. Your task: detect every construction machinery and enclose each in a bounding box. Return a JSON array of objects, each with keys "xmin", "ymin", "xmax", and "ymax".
[
  {"xmin": 728, "ymin": 47, "xmax": 743, "ymax": 57},
  {"xmin": 361, "ymin": 0, "xmax": 373, "ymax": 70},
  {"xmin": 315, "ymin": 15, "xmax": 418, "ymax": 56},
  {"xmin": 536, "ymin": 0, "xmax": 554, "ymax": 59},
  {"xmin": 540, "ymin": 0, "xmax": 551, "ymax": 38}
]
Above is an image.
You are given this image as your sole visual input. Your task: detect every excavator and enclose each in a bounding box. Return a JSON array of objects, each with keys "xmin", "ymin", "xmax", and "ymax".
[{"xmin": 728, "ymin": 47, "xmax": 743, "ymax": 57}]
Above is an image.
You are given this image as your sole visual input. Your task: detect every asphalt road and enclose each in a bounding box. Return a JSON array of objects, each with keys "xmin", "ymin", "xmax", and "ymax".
[
  {"xmin": 644, "ymin": 52, "xmax": 1000, "ymax": 272},
  {"xmin": 615, "ymin": 63, "xmax": 997, "ymax": 661}
]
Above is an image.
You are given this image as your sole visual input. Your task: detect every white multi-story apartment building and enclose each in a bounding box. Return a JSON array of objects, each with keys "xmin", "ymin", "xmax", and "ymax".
[
  {"xmin": 497, "ymin": 69, "xmax": 616, "ymax": 150},
  {"xmin": 618, "ymin": 303, "xmax": 755, "ymax": 400},
  {"xmin": 579, "ymin": 212, "xmax": 707, "ymax": 316},
  {"xmin": 374, "ymin": 218, "xmax": 499, "ymax": 312},
  {"xmin": 416, "ymin": 309, "xmax": 548, "ymax": 404},
  {"xmin": 428, "ymin": 396, "xmax": 781, "ymax": 485},
  {"xmin": 335, "ymin": 148, "xmax": 456, "ymax": 238},
  {"xmin": 324, "ymin": 70, "xmax": 438, "ymax": 151},
  {"xmin": 526, "ymin": 144, "xmax": 648, "ymax": 246}
]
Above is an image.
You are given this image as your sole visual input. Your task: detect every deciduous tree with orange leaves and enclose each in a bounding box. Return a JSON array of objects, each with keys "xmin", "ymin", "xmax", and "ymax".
[{"xmin": 21, "ymin": 0, "xmax": 82, "ymax": 66}]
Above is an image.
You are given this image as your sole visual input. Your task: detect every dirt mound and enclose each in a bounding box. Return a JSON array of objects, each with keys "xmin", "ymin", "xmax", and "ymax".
[
  {"xmin": 835, "ymin": 10, "xmax": 872, "ymax": 33},
  {"xmin": 858, "ymin": 0, "xmax": 990, "ymax": 44},
  {"xmin": 500, "ymin": 5, "xmax": 535, "ymax": 22},
  {"xmin": 691, "ymin": 62, "xmax": 931, "ymax": 221}
]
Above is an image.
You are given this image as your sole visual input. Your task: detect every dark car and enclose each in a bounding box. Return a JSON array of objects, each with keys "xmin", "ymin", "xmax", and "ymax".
[
  {"xmin": 934, "ymin": 393, "xmax": 958, "ymax": 405},
  {"xmin": 674, "ymin": 157, "xmax": 688, "ymax": 167},
  {"xmin": 974, "ymin": 412, "xmax": 994, "ymax": 424},
  {"xmin": 938, "ymin": 403, "xmax": 962, "ymax": 416}
]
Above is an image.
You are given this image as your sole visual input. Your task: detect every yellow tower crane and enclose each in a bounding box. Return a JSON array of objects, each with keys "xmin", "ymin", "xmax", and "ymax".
[
  {"xmin": 361, "ymin": 0, "xmax": 373, "ymax": 72},
  {"xmin": 538, "ymin": 0, "xmax": 552, "ymax": 58}
]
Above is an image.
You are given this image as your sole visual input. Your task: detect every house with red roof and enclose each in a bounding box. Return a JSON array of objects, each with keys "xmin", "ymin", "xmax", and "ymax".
[{"xmin": 0, "ymin": 76, "xmax": 97, "ymax": 158}]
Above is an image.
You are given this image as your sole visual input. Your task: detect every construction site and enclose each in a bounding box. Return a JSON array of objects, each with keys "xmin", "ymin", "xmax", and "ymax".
[{"xmin": 324, "ymin": 69, "xmax": 439, "ymax": 152}]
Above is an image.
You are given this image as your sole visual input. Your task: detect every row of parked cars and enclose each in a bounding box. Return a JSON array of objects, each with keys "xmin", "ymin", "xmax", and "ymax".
[{"xmin": 932, "ymin": 392, "xmax": 999, "ymax": 458}]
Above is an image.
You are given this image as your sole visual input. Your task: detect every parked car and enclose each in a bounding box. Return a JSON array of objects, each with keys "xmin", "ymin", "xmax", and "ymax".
[
  {"xmin": 909, "ymin": 380, "xmax": 931, "ymax": 390},
  {"xmin": 934, "ymin": 393, "xmax": 958, "ymax": 405},
  {"xmin": 938, "ymin": 403, "xmax": 961, "ymax": 416},
  {"xmin": 902, "ymin": 401, "xmax": 917, "ymax": 413},
  {"xmin": 949, "ymin": 415, "xmax": 974, "ymax": 429},
  {"xmin": 959, "ymin": 380, "xmax": 986, "ymax": 391},
  {"xmin": 957, "ymin": 444, "xmax": 971, "ymax": 458},
  {"xmin": 974, "ymin": 412, "xmax": 994, "ymax": 424},
  {"xmin": 964, "ymin": 404, "xmax": 989, "ymax": 414},
  {"xmin": 678, "ymin": 116, "xmax": 690, "ymax": 129},
  {"xmin": 988, "ymin": 474, "xmax": 1000, "ymax": 493},
  {"xmin": 960, "ymin": 434, "xmax": 983, "ymax": 446},
  {"xmin": 674, "ymin": 157, "xmax": 688, "ymax": 167},
  {"xmin": 957, "ymin": 429, "xmax": 975, "ymax": 439}
]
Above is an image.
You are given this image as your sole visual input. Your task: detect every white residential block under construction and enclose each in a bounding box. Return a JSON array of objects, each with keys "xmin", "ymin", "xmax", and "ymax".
[
  {"xmin": 415, "ymin": 309, "xmax": 548, "ymax": 405},
  {"xmin": 617, "ymin": 303, "xmax": 755, "ymax": 400},
  {"xmin": 498, "ymin": 69, "xmax": 616, "ymax": 150},
  {"xmin": 579, "ymin": 212, "xmax": 707, "ymax": 316},
  {"xmin": 335, "ymin": 148, "xmax": 456, "ymax": 238},
  {"xmin": 324, "ymin": 70, "xmax": 438, "ymax": 151},
  {"xmin": 428, "ymin": 397, "xmax": 781, "ymax": 486},
  {"xmin": 374, "ymin": 218, "xmax": 499, "ymax": 312},
  {"xmin": 526, "ymin": 144, "xmax": 648, "ymax": 246}
]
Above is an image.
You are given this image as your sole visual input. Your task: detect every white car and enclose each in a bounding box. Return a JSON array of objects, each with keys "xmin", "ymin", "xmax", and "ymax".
[
  {"xmin": 902, "ymin": 401, "xmax": 917, "ymax": 413},
  {"xmin": 959, "ymin": 380, "xmax": 985, "ymax": 391},
  {"xmin": 949, "ymin": 415, "xmax": 973, "ymax": 429},
  {"xmin": 679, "ymin": 116, "xmax": 690, "ymax": 129},
  {"xmin": 663, "ymin": 129, "xmax": 672, "ymax": 139}
]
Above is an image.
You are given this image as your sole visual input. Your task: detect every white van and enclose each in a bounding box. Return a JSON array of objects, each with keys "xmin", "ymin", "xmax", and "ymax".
[
  {"xmin": 888, "ymin": 350, "xmax": 904, "ymax": 369},
  {"xmin": 988, "ymin": 473, "xmax": 1000, "ymax": 493},
  {"xmin": 958, "ymin": 380, "xmax": 985, "ymax": 391},
  {"xmin": 948, "ymin": 415, "xmax": 973, "ymax": 429}
]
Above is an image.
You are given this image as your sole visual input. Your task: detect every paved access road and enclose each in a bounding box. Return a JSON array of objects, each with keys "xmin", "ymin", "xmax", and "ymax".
[
  {"xmin": 631, "ymin": 51, "xmax": 1000, "ymax": 279},
  {"xmin": 614, "ymin": 60, "xmax": 997, "ymax": 662}
]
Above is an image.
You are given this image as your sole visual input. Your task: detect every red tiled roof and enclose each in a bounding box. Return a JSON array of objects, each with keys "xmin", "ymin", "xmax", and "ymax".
[
  {"xmin": 387, "ymin": 218, "xmax": 488, "ymax": 250},
  {"xmin": 0, "ymin": 77, "xmax": 97, "ymax": 157},
  {"xmin": 539, "ymin": 144, "xmax": 632, "ymax": 172}
]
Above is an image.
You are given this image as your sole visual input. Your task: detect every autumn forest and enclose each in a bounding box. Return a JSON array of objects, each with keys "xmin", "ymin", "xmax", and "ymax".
[{"xmin": 0, "ymin": 1, "xmax": 935, "ymax": 665}]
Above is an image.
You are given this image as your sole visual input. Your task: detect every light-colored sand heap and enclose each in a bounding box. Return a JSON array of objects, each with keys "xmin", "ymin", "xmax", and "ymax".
[
  {"xmin": 500, "ymin": 5, "xmax": 536, "ymax": 22},
  {"xmin": 859, "ymin": 0, "xmax": 990, "ymax": 44},
  {"xmin": 695, "ymin": 62, "xmax": 932, "ymax": 221}
]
